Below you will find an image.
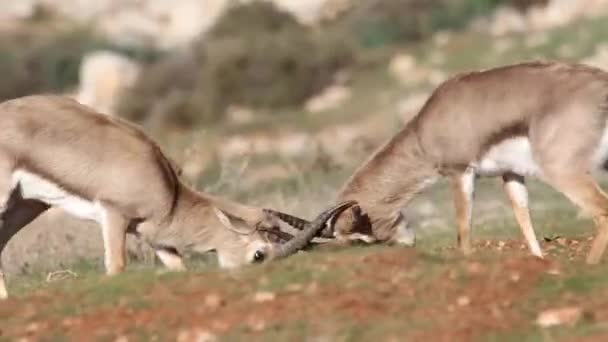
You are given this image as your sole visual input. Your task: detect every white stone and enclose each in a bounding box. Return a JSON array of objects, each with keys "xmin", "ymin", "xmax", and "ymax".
[{"xmin": 76, "ymin": 51, "xmax": 141, "ymax": 116}]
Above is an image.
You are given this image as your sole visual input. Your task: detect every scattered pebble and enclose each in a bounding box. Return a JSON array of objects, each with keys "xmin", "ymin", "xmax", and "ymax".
[
  {"xmin": 247, "ymin": 317, "xmax": 267, "ymax": 332},
  {"xmin": 545, "ymin": 264, "xmax": 562, "ymax": 276},
  {"xmin": 253, "ymin": 291, "xmax": 276, "ymax": 303},
  {"xmin": 457, "ymin": 295, "xmax": 471, "ymax": 306},
  {"xmin": 466, "ymin": 262, "xmax": 484, "ymax": 274},
  {"xmin": 204, "ymin": 293, "xmax": 224, "ymax": 310},
  {"xmin": 177, "ymin": 329, "xmax": 217, "ymax": 342},
  {"xmin": 536, "ymin": 306, "xmax": 586, "ymax": 327}
]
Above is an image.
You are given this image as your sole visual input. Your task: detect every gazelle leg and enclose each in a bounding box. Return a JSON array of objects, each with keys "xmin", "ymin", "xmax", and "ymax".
[
  {"xmin": 0, "ymin": 196, "xmax": 49, "ymax": 299},
  {"xmin": 155, "ymin": 246, "xmax": 186, "ymax": 271},
  {"xmin": 502, "ymin": 173, "xmax": 543, "ymax": 258},
  {"xmin": 100, "ymin": 206, "xmax": 130, "ymax": 275},
  {"xmin": 451, "ymin": 169, "xmax": 475, "ymax": 255},
  {"xmin": 546, "ymin": 174, "xmax": 608, "ymax": 264}
]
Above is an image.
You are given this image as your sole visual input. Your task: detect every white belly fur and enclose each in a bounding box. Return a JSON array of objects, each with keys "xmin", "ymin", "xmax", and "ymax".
[
  {"xmin": 12, "ymin": 170, "xmax": 103, "ymax": 223},
  {"xmin": 474, "ymin": 137, "xmax": 541, "ymax": 177},
  {"xmin": 474, "ymin": 128, "xmax": 608, "ymax": 178}
]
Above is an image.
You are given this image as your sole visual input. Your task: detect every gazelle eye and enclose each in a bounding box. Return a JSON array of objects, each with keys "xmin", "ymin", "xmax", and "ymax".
[{"xmin": 253, "ymin": 250, "xmax": 265, "ymax": 263}]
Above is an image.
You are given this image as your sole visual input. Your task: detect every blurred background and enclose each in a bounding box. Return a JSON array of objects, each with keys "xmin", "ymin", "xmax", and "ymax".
[{"xmin": 2, "ymin": 0, "xmax": 608, "ymax": 274}]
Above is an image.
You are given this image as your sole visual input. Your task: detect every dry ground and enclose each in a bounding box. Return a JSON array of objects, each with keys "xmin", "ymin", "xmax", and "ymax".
[{"xmin": 2, "ymin": 235, "xmax": 608, "ymax": 341}]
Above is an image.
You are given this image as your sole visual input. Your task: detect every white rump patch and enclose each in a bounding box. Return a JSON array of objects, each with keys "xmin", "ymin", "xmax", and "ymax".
[
  {"xmin": 474, "ymin": 137, "xmax": 542, "ymax": 177},
  {"xmin": 592, "ymin": 123, "xmax": 608, "ymax": 173},
  {"xmin": 12, "ymin": 170, "xmax": 103, "ymax": 223}
]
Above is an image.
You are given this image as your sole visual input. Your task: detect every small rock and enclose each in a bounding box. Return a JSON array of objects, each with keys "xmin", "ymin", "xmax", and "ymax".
[
  {"xmin": 247, "ymin": 318, "xmax": 266, "ymax": 332},
  {"xmin": 466, "ymin": 261, "xmax": 484, "ymax": 274},
  {"xmin": 177, "ymin": 329, "xmax": 217, "ymax": 342},
  {"xmin": 226, "ymin": 105, "xmax": 255, "ymax": 124},
  {"xmin": 204, "ymin": 293, "xmax": 224, "ymax": 309},
  {"xmin": 545, "ymin": 266, "xmax": 562, "ymax": 276},
  {"xmin": 76, "ymin": 50, "xmax": 141, "ymax": 116},
  {"xmin": 305, "ymin": 84, "xmax": 352, "ymax": 113},
  {"xmin": 457, "ymin": 295, "xmax": 471, "ymax": 306},
  {"xmin": 510, "ymin": 272, "xmax": 521, "ymax": 282},
  {"xmin": 62, "ymin": 317, "xmax": 79, "ymax": 327},
  {"xmin": 388, "ymin": 53, "xmax": 416, "ymax": 79},
  {"xmin": 536, "ymin": 306, "xmax": 586, "ymax": 327},
  {"xmin": 25, "ymin": 322, "xmax": 40, "ymax": 333},
  {"xmin": 253, "ymin": 291, "xmax": 276, "ymax": 303}
]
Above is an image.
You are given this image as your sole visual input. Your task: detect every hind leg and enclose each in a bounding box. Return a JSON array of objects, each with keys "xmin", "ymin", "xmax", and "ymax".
[
  {"xmin": 544, "ymin": 173, "xmax": 608, "ymax": 264},
  {"xmin": 502, "ymin": 173, "xmax": 543, "ymax": 258},
  {"xmin": 0, "ymin": 162, "xmax": 50, "ymax": 298},
  {"xmin": 0, "ymin": 194, "xmax": 49, "ymax": 298}
]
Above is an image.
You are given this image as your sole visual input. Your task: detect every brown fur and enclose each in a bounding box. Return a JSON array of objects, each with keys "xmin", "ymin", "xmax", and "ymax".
[
  {"xmin": 0, "ymin": 95, "xmax": 304, "ymax": 298},
  {"xmin": 332, "ymin": 61, "xmax": 608, "ymax": 263}
]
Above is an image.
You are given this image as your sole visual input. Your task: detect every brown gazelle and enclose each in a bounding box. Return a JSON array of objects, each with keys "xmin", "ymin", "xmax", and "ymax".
[
  {"xmin": 0, "ymin": 95, "xmax": 355, "ymax": 299},
  {"xmin": 313, "ymin": 61, "xmax": 608, "ymax": 264}
]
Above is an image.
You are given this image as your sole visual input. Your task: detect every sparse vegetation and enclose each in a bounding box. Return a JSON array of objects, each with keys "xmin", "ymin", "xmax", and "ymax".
[
  {"xmin": 332, "ymin": 0, "xmax": 508, "ymax": 48},
  {"xmin": 3, "ymin": 1, "xmax": 608, "ymax": 341},
  {"xmin": 118, "ymin": 0, "xmax": 541, "ymax": 130},
  {"xmin": 4, "ymin": 230, "xmax": 608, "ymax": 341}
]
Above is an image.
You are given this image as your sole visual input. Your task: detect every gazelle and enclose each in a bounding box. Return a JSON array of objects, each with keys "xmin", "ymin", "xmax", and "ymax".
[
  {"xmin": 0, "ymin": 95, "xmax": 355, "ymax": 298},
  {"xmin": 319, "ymin": 61, "xmax": 608, "ymax": 263}
]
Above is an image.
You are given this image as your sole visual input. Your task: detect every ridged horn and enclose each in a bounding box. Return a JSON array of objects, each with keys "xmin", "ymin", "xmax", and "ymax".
[
  {"xmin": 273, "ymin": 200, "xmax": 357, "ymax": 259},
  {"xmin": 263, "ymin": 209, "xmax": 309, "ymax": 230}
]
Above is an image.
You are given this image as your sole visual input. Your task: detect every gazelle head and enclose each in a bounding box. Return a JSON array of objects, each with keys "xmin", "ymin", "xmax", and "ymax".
[
  {"xmin": 294, "ymin": 203, "xmax": 415, "ymax": 246},
  {"xmin": 326, "ymin": 204, "xmax": 376, "ymax": 243},
  {"xmin": 210, "ymin": 201, "xmax": 357, "ymax": 268}
]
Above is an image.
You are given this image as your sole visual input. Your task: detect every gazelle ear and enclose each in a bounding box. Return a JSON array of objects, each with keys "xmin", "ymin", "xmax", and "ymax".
[
  {"xmin": 213, "ymin": 207, "xmax": 232, "ymax": 227},
  {"xmin": 213, "ymin": 207, "xmax": 254, "ymax": 235}
]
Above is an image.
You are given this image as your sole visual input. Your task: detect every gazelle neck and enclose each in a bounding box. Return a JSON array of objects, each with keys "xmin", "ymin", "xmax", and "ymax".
[
  {"xmin": 144, "ymin": 184, "xmax": 213, "ymax": 251},
  {"xmin": 337, "ymin": 122, "xmax": 439, "ymax": 240}
]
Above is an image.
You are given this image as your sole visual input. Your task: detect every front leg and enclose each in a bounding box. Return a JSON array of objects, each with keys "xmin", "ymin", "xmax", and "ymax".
[
  {"xmin": 100, "ymin": 206, "xmax": 129, "ymax": 275},
  {"xmin": 451, "ymin": 169, "xmax": 475, "ymax": 255}
]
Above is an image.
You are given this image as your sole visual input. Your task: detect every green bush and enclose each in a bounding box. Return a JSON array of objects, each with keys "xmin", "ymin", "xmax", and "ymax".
[
  {"xmin": 119, "ymin": 0, "xmax": 546, "ymax": 129},
  {"xmin": 333, "ymin": 0, "xmax": 512, "ymax": 48},
  {"xmin": 118, "ymin": 52, "xmax": 200, "ymax": 125},
  {"xmin": 119, "ymin": 2, "xmax": 354, "ymax": 128},
  {"xmin": 0, "ymin": 28, "xmax": 157, "ymax": 102}
]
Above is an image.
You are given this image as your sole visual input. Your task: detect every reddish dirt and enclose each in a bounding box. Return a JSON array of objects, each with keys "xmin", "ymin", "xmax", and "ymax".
[{"xmin": 2, "ymin": 237, "xmax": 607, "ymax": 341}]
